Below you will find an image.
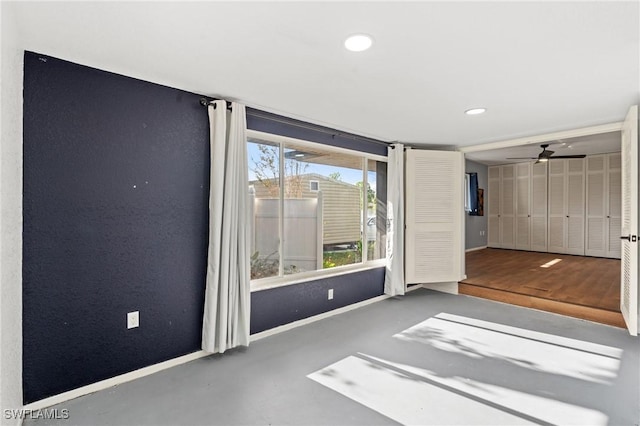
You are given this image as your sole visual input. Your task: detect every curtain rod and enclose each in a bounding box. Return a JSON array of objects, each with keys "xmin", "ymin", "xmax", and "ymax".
[
  {"xmin": 199, "ymin": 97, "xmax": 232, "ymax": 110},
  {"xmin": 199, "ymin": 97, "xmax": 390, "ymax": 147},
  {"xmin": 244, "ymin": 109, "xmax": 391, "ymax": 147}
]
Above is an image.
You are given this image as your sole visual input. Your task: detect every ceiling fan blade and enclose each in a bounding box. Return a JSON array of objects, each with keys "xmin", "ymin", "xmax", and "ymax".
[{"xmin": 550, "ymin": 155, "xmax": 586, "ymax": 159}]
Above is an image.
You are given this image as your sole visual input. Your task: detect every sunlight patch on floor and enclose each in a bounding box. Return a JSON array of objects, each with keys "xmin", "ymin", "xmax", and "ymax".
[
  {"xmin": 309, "ymin": 355, "xmax": 531, "ymax": 425},
  {"xmin": 308, "ymin": 354, "xmax": 608, "ymax": 426},
  {"xmin": 540, "ymin": 258, "xmax": 562, "ymax": 268},
  {"xmin": 394, "ymin": 313, "xmax": 622, "ymax": 384},
  {"xmin": 308, "ymin": 313, "xmax": 621, "ymax": 425}
]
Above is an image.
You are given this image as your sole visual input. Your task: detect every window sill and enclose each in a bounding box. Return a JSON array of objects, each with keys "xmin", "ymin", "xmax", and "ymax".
[{"xmin": 250, "ymin": 259, "xmax": 386, "ymax": 292}]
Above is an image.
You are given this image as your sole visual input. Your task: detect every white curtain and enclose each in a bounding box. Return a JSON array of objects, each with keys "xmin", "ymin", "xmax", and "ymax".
[
  {"xmin": 384, "ymin": 143, "xmax": 405, "ymax": 296},
  {"xmin": 202, "ymin": 100, "xmax": 251, "ymax": 353}
]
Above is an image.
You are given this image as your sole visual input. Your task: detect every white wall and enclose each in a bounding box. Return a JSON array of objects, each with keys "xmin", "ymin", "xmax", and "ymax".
[{"xmin": 1, "ymin": 2, "xmax": 24, "ymax": 422}]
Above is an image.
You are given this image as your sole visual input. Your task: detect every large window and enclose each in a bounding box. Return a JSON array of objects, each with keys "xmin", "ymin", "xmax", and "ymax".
[{"xmin": 247, "ymin": 131, "xmax": 386, "ymax": 286}]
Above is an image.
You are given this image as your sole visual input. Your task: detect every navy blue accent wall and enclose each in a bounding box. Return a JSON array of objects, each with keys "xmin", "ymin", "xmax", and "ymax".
[
  {"xmin": 23, "ymin": 52, "xmax": 210, "ymax": 403},
  {"xmin": 23, "ymin": 52, "xmax": 388, "ymax": 404},
  {"xmin": 247, "ymin": 108, "xmax": 389, "ymax": 156},
  {"xmin": 251, "ymin": 268, "xmax": 385, "ymax": 334}
]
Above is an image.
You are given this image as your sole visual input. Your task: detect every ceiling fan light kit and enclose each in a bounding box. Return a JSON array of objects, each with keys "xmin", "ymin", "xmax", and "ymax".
[{"xmin": 506, "ymin": 143, "xmax": 587, "ymax": 162}]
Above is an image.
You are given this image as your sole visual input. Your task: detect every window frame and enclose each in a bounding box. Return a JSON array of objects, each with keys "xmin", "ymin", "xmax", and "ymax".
[{"xmin": 247, "ymin": 129, "xmax": 387, "ymax": 292}]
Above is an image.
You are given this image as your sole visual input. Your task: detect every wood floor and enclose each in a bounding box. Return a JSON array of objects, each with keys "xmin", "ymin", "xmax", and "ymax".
[{"xmin": 460, "ymin": 248, "xmax": 625, "ymax": 328}]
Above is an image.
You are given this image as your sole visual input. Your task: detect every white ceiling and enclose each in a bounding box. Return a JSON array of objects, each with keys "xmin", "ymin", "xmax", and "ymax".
[
  {"xmin": 5, "ymin": 1, "xmax": 639, "ymax": 148},
  {"xmin": 465, "ymin": 131, "xmax": 622, "ymax": 166}
]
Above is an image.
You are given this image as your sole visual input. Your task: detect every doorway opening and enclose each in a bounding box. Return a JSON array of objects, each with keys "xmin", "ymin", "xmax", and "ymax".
[{"xmin": 461, "ymin": 125, "xmax": 625, "ymax": 328}]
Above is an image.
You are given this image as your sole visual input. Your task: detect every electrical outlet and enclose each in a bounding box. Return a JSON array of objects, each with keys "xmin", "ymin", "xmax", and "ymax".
[
  {"xmin": 328, "ymin": 289, "xmax": 334, "ymax": 300},
  {"xmin": 127, "ymin": 311, "xmax": 139, "ymax": 329}
]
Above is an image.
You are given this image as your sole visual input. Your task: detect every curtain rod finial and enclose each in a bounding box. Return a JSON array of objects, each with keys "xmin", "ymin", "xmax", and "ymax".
[{"xmin": 199, "ymin": 97, "xmax": 209, "ymax": 106}]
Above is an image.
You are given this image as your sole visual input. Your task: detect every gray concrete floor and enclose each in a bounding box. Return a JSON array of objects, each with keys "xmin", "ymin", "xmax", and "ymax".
[{"xmin": 26, "ymin": 289, "xmax": 640, "ymax": 425}]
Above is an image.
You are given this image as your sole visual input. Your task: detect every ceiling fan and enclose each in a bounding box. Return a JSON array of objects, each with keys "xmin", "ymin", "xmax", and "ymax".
[{"xmin": 506, "ymin": 144, "xmax": 586, "ymax": 163}]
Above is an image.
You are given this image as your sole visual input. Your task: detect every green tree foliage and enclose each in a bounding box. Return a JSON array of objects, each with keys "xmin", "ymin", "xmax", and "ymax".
[
  {"xmin": 356, "ymin": 181, "xmax": 376, "ymax": 209},
  {"xmin": 250, "ymin": 144, "xmax": 308, "ymax": 197}
]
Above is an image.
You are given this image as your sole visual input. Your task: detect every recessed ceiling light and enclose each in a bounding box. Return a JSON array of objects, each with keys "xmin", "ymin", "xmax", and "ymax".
[
  {"xmin": 295, "ymin": 153, "xmax": 305, "ymax": 158},
  {"xmin": 465, "ymin": 108, "xmax": 486, "ymax": 115},
  {"xmin": 344, "ymin": 34, "xmax": 373, "ymax": 52}
]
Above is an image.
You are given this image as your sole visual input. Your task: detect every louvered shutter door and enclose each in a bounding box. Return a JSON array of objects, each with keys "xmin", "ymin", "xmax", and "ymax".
[
  {"xmin": 405, "ymin": 150, "xmax": 464, "ymax": 284},
  {"xmin": 488, "ymin": 166, "xmax": 501, "ymax": 247},
  {"xmin": 531, "ymin": 162, "xmax": 548, "ymax": 252},
  {"xmin": 586, "ymin": 155, "xmax": 606, "ymax": 257},
  {"xmin": 566, "ymin": 159, "xmax": 585, "ymax": 255},
  {"xmin": 607, "ymin": 153, "xmax": 622, "ymax": 259},
  {"xmin": 515, "ymin": 163, "xmax": 531, "ymax": 250},
  {"xmin": 548, "ymin": 160, "xmax": 566, "ymax": 253},
  {"xmin": 620, "ymin": 105, "xmax": 638, "ymax": 336},
  {"xmin": 500, "ymin": 165, "xmax": 516, "ymax": 249}
]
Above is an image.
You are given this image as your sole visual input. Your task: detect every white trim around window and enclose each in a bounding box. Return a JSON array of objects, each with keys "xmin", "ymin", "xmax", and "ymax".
[
  {"xmin": 247, "ymin": 129, "xmax": 388, "ymax": 291},
  {"xmin": 247, "ymin": 130, "xmax": 388, "ymax": 163},
  {"xmin": 251, "ymin": 258, "xmax": 387, "ymax": 292}
]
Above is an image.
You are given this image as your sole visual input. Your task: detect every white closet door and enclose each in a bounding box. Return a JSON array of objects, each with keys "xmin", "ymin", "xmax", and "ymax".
[
  {"xmin": 586, "ymin": 155, "xmax": 606, "ymax": 257},
  {"xmin": 500, "ymin": 164, "xmax": 516, "ymax": 249},
  {"xmin": 620, "ymin": 105, "xmax": 638, "ymax": 336},
  {"xmin": 607, "ymin": 153, "xmax": 622, "ymax": 259},
  {"xmin": 405, "ymin": 150, "xmax": 464, "ymax": 284},
  {"xmin": 548, "ymin": 160, "xmax": 566, "ymax": 253},
  {"xmin": 566, "ymin": 158, "xmax": 585, "ymax": 255},
  {"xmin": 531, "ymin": 162, "xmax": 548, "ymax": 252},
  {"xmin": 515, "ymin": 163, "xmax": 531, "ymax": 250},
  {"xmin": 488, "ymin": 166, "xmax": 500, "ymax": 247}
]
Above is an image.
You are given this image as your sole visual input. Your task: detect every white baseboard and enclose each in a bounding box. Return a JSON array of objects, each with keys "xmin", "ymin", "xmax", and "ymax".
[
  {"xmin": 23, "ymin": 287, "xmax": 422, "ymax": 411},
  {"xmin": 251, "ymin": 294, "xmax": 391, "ymax": 341},
  {"xmin": 465, "ymin": 245, "xmax": 487, "ymax": 253},
  {"xmin": 22, "ymin": 350, "xmax": 210, "ymax": 411},
  {"xmin": 252, "ymin": 284, "xmax": 422, "ymax": 341},
  {"xmin": 422, "ymin": 281, "xmax": 459, "ymax": 295}
]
